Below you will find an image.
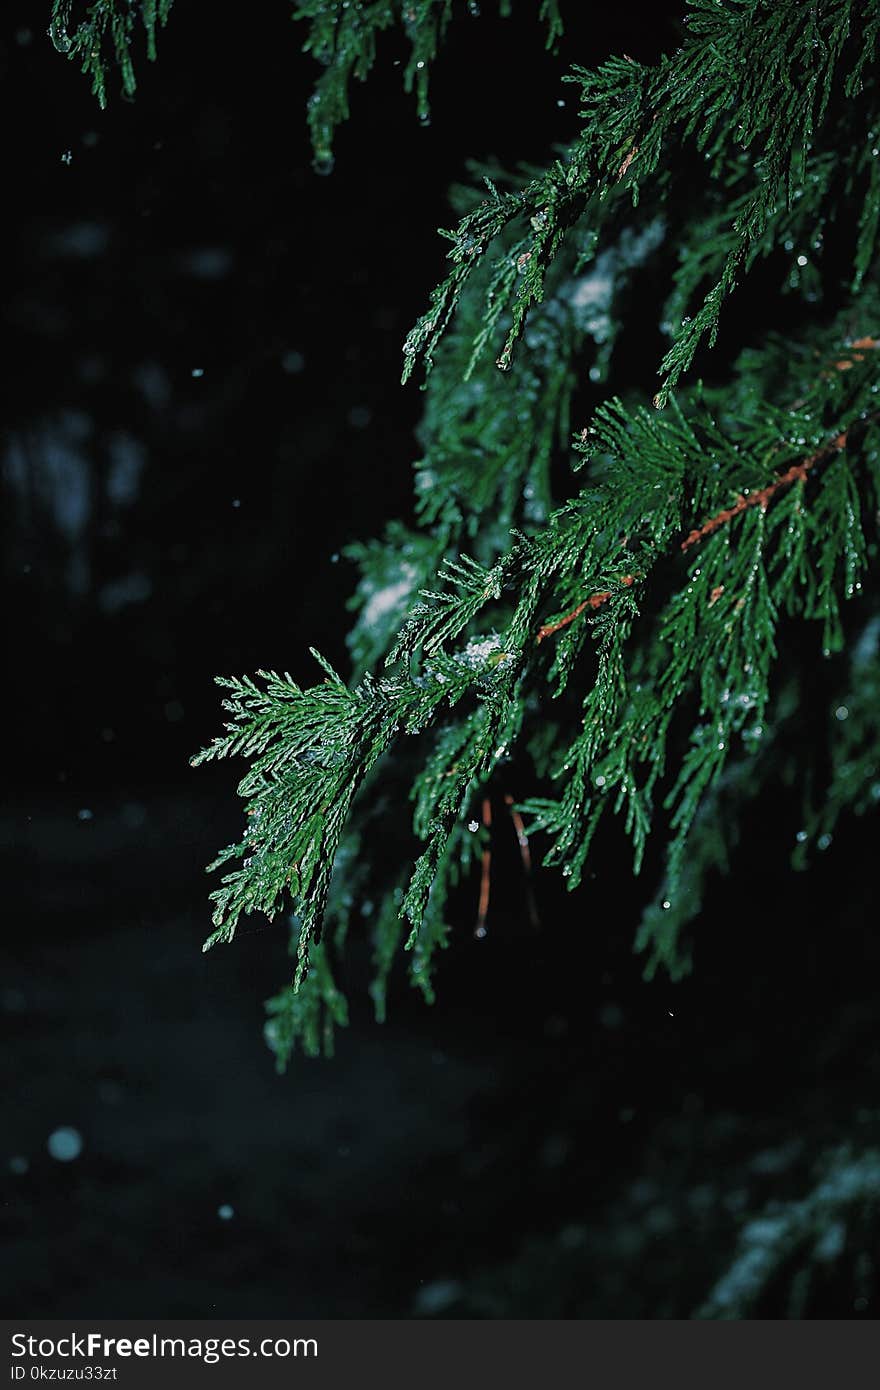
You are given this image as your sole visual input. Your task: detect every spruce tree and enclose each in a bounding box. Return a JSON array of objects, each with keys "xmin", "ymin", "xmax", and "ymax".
[{"xmin": 52, "ymin": 0, "xmax": 880, "ymax": 1072}]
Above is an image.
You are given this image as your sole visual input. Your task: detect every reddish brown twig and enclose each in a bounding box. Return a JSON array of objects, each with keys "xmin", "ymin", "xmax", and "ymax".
[
  {"xmin": 504, "ymin": 794, "xmax": 540, "ymax": 930},
  {"xmin": 828, "ymin": 336, "xmax": 878, "ymax": 373},
  {"xmin": 789, "ymin": 338, "xmax": 878, "ymax": 408},
  {"xmin": 536, "ymin": 574, "xmax": 636, "ymax": 644},
  {"xmin": 534, "ymin": 429, "xmax": 844, "ymax": 644},
  {"xmin": 537, "ymin": 352, "xmax": 877, "ymax": 647},
  {"xmin": 679, "ymin": 342, "xmax": 877, "ymax": 550},
  {"xmin": 680, "ymin": 430, "xmax": 848, "ymax": 552},
  {"xmin": 474, "ymin": 796, "xmax": 493, "ymax": 940},
  {"xmin": 615, "ymin": 145, "xmax": 639, "ymax": 181}
]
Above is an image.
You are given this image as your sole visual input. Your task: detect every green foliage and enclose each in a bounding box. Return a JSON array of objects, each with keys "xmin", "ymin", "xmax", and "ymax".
[
  {"xmin": 49, "ymin": 1, "xmax": 563, "ymax": 161},
  {"xmin": 265, "ymin": 941, "xmax": 349, "ymax": 1064},
  {"xmin": 402, "ymin": 0, "xmax": 880, "ymax": 400},
  {"xmin": 296, "ymin": 0, "xmax": 451, "ymax": 173},
  {"xmin": 295, "ymin": 1, "xmax": 564, "ymax": 171},
  {"xmin": 48, "ymin": 0, "xmax": 173, "ymax": 106}
]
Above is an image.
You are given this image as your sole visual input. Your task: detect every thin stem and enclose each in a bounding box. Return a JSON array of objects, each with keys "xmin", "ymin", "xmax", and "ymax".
[
  {"xmin": 504, "ymin": 794, "xmax": 540, "ymax": 929},
  {"xmin": 474, "ymin": 796, "xmax": 493, "ymax": 940},
  {"xmin": 680, "ymin": 431, "xmax": 848, "ymax": 552},
  {"xmin": 536, "ymin": 574, "xmax": 635, "ymax": 643}
]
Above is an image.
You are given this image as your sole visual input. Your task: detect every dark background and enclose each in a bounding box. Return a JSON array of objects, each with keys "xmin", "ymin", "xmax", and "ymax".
[{"xmin": 2, "ymin": 2, "xmax": 879, "ymax": 1319}]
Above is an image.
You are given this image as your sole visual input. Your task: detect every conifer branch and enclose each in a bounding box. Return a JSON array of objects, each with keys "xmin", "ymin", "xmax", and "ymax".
[
  {"xmin": 48, "ymin": 0, "xmax": 172, "ymax": 105},
  {"xmin": 295, "ymin": 0, "xmax": 565, "ymax": 169},
  {"xmin": 135, "ymin": 0, "xmax": 880, "ymax": 1061},
  {"xmin": 402, "ymin": 0, "xmax": 880, "ymax": 398},
  {"xmin": 540, "ymin": 405, "xmax": 877, "ymax": 647}
]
